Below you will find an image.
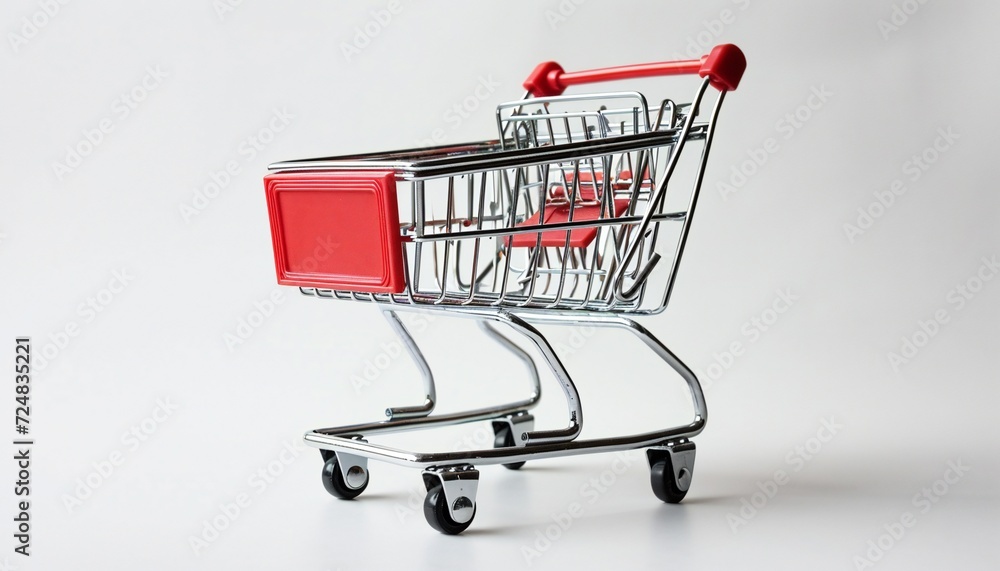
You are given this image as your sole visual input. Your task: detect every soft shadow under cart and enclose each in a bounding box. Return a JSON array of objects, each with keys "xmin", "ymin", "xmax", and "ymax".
[{"xmin": 263, "ymin": 44, "xmax": 746, "ymax": 534}]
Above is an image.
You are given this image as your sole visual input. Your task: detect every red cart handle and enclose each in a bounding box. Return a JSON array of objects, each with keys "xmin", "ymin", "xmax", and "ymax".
[{"xmin": 523, "ymin": 44, "xmax": 746, "ymax": 97}]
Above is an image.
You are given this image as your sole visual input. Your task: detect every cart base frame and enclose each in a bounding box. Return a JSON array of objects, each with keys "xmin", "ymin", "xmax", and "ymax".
[{"xmin": 307, "ymin": 306, "xmax": 707, "ymax": 533}]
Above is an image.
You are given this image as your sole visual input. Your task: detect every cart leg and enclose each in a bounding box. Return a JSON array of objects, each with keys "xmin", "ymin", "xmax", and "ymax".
[
  {"xmin": 381, "ymin": 309, "xmax": 544, "ymax": 421},
  {"xmin": 511, "ymin": 312, "xmax": 706, "ymax": 501},
  {"xmin": 485, "ymin": 310, "xmax": 584, "ymax": 445},
  {"xmin": 606, "ymin": 315, "xmax": 707, "ymax": 424},
  {"xmin": 478, "ymin": 319, "xmax": 539, "ymax": 469},
  {"xmin": 382, "ymin": 309, "xmax": 436, "ymax": 420},
  {"xmin": 604, "ymin": 316, "xmax": 703, "ymax": 502},
  {"xmin": 421, "ymin": 464, "xmax": 480, "ymax": 534},
  {"xmin": 522, "ymin": 312, "xmax": 707, "ymax": 428},
  {"xmin": 476, "ymin": 319, "xmax": 542, "ymax": 409}
]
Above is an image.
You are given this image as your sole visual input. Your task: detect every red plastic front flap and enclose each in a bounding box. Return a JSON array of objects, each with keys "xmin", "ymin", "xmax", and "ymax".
[{"xmin": 264, "ymin": 171, "xmax": 405, "ymax": 293}]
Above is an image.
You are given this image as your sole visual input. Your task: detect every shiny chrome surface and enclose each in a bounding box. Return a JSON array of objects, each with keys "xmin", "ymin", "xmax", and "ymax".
[
  {"xmin": 276, "ymin": 79, "xmax": 724, "ymax": 315},
  {"xmin": 324, "ymin": 308, "xmax": 544, "ymax": 435},
  {"xmin": 612, "ymin": 79, "xmax": 710, "ymax": 302},
  {"xmin": 493, "ymin": 411, "xmax": 535, "ymax": 447},
  {"xmin": 381, "ymin": 309, "xmax": 435, "ymax": 420},
  {"xmin": 267, "ymin": 129, "xmax": 694, "ymax": 179},
  {"xmin": 336, "ymin": 451, "xmax": 369, "ymax": 490},
  {"xmin": 423, "ymin": 465, "xmax": 480, "ymax": 524},
  {"xmin": 282, "ymin": 76, "xmax": 729, "ymax": 514},
  {"xmin": 304, "ymin": 307, "xmax": 707, "ymax": 469}
]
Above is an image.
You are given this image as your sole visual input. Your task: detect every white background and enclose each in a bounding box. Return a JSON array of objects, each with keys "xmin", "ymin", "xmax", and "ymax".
[{"xmin": 2, "ymin": 1, "xmax": 998, "ymax": 569}]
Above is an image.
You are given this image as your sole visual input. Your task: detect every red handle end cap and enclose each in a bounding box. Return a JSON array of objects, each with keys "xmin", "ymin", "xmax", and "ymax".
[
  {"xmin": 699, "ymin": 44, "xmax": 746, "ymax": 92},
  {"xmin": 524, "ymin": 61, "xmax": 565, "ymax": 97}
]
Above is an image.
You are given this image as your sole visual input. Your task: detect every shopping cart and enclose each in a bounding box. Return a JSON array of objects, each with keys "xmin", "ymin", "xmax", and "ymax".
[{"xmin": 264, "ymin": 44, "xmax": 745, "ymax": 534}]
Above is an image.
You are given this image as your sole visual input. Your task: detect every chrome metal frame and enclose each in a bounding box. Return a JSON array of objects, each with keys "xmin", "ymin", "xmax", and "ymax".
[
  {"xmin": 271, "ymin": 78, "xmax": 725, "ymax": 316},
  {"xmin": 304, "ymin": 306, "xmax": 707, "ymax": 468},
  {"xmin": 273, "ymin": 77, "xmax": 728, "ymax": 528}
]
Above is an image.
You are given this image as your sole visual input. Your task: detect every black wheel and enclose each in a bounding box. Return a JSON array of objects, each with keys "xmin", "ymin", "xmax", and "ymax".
[
  {"xmin": 321, "ymin": 456, "xmax": 368, "ymax": 500},
  {"xmin": 650, "ymin": 459, "xmax": 688, "ymax": 503},
  {"xmin": 423, "ymin": 485, "xmax": 476, "ymax": 535},
  {"xmin": 493, "ymin": 426, "xmax": 526, "ymax": 470}
]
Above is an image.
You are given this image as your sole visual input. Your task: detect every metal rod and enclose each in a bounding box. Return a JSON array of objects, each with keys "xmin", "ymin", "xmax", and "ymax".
[{"xmin": 381, "ymin": 309, "xmax": 436, "ymax": 420}]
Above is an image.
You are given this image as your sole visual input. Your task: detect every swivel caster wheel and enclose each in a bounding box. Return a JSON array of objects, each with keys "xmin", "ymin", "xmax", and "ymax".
[
  {"xmin": 493, "ymin": 425, "xmax": 526, "ymax": 470},
  {"xmin": 321, "ymin": 453, "xmax": 369, "ymax": 500},
  {"xmin": 492, "ymin": 413, "xmax": 534, "ymax": 471},
  {"xmin": 647, "ymin": 441, "xmax": 696, "ymax": 504},
  {"xmin": 422, "ymin": 465, "xmax": 480, "ymax": 535},
  {"xmin": 423, "ymin": 485, "xmax": 476, "ymax": 535}
]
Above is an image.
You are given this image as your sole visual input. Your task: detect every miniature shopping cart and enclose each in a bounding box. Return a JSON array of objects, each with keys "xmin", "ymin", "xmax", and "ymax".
[{"xmin": 264, "ymin": 44, "xmax": 746, "ymax": 534}]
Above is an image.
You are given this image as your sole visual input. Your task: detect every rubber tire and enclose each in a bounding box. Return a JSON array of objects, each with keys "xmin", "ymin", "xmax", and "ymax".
[
  {"xmin": 494, "ymin": 427, "xmax": 526, "ymax": 470},
  {"xmin": 423, "ymin": 485, "xmax": 475, "ymax": 535},
  {"xmin": 650, "ymin": 459, "xmax": 688, "ymax": 503},
  {"xmin": 321, "ymin": 456, "xmax": 368, "ymax": 500}
]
